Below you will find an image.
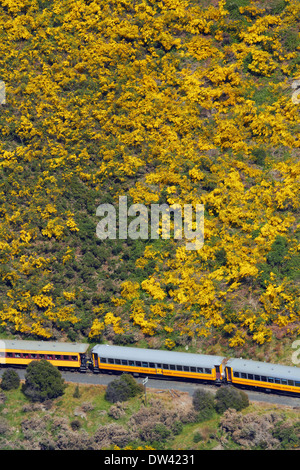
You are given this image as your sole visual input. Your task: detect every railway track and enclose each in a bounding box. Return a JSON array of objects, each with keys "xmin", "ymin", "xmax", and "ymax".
[{"xmin": 2, "ymin": 368, "xmax": 300, "ymax": 409}]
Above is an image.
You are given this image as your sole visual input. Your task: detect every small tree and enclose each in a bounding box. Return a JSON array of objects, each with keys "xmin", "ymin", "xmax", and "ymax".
[
  {"xmin": 215, "ymin": 386, "xmax": 249, "ymax": 414},
  {"xmin": 22, "ymin": 359, "xmax": 66, "ymax": 402},
  {"xmin": 192, "ymin": 389, "xmax": 215, "ymax": 422},
  {"xmin": 73, "ymin": 385, "xmax": 81, "ymax": 398},
  {"xmin": 0, "ymin": 369, "xmax": 20, "ymax": 391},
  {"xmin": 105, "ymin": 374, "xmax": 143, "ymax": 403}
]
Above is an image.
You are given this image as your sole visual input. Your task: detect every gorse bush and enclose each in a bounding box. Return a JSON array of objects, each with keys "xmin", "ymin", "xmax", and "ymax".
[{"xmin": 0, "ymin": 0, "xmax": 299, "ymax": 351}]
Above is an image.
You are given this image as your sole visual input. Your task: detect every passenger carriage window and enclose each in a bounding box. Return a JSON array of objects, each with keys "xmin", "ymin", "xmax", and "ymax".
[
  {"xmin": 205, "ymin": 368, "xmax": 211, "ymax": 374},
  {"xmin": 163, "ymin": 364, "xmax": 169, "ymax": 369},
  {"xmin": 122, "ymin": 360, "xmax": 128, "ymax": 365},
  {"xmin": 71, "ymin": 356, "xmax": 77, "ymax": 361},
  {"xmin": 288, "ymin": 380, "xmax": 294, "ymax": 386},
  {"xmin": 241, "ymin": 373, "xmax": 247, "ymax": 379},
  {"xmin": 234, "ymin": 372, "xmax": 240, "ymax": 377},
  {"xmin": 248, "ymin": 374, "xmax": 253, "ymax": 380},
  {"xmin": 149, "ymin": 363, "xmax": 155, "ymax": 368},
  {"xmin": 136, "ymin": 361, "xmax": 141, "ymax": 367},
  {"xmin": 54, "ymin": 355, "xmax": 61, "ymax": 360},
  {"xmin": 281, "ymin": 379, "xmax": 287, "ymax": 385},
  {"xmin": 46, "ymin": 355, "xmax": 53, "ymax": 360},
  {"xmin": 261, "ymin": 376, "xmax": 267, "ymax": 382},
  {"xmin": 267, "ymin": 377, "xmax": 274, "ymax": 383},
  {"xmin": 190, "ymin": 367, "xmax": 196, "ymax": 372},
  {"xmin": 275, "ymin": 378, "xmax": 281, "ymax": 384},
  {"xmin": 142, "ymin": 362, "xmax": 148, "ymax": 368},
  {"xmin": 128, "ymin": 360, "xmax": 135, "ymax": 366},
  {"xmin": 7, "ymin": 353, "xmax": 13, "ymax": 358},
  {"xmin": 255, "ymin": 375, "xmax": 260, "ymax": 381},
  {"xmin": 108, "ymin": 358, "xmax": 114, "ymax": 364},
  {"xmin": 100, "ymin": 357, "xmax": 107, "ymax": 363},
  {"xmin": 183, "ymin": 366, "xmax": 189, "ymax": 372},
  {"xmin": 156, "ymin": 363, "xmax": 162, "ymax": 368},
  {"xmin": 197, "ymin": 367, "xmax": 203, "ymax": 373},
  {"xmin": 295, "ymin": 382, "xmax": 300, "ymax": 387},
  {"xmin": 177, "ymin": 365, "xmax": 183, "ymax": 371},
  {"xmin": 115, "ymin": 359, "xmax": 121, "ymax": 364},
  {"xmin": 170, "ymin": 365, "xmax": 175, "ymax": 370}
]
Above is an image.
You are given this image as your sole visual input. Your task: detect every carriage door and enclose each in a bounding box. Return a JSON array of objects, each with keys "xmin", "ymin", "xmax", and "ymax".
[
  {"xmin": 93, "ymin": 353, "xmax": 99, "ymax": 373},
  {"xmin": 226, "ymin": 367, "xmax": 232, "ymax": 382},
  {"xmin": 79, "ymin": 353, "xmax": 87, "ymax": 372},
  {"xmin": 215, "ymin": 365, "xmax": 221, "ymax": 380}
]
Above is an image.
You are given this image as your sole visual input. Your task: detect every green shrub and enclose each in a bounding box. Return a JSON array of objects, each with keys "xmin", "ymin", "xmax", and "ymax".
[
  {"xmin": 105, "ymin": 374, "xmax": 143, "ymax": 403},
  {"xmin": 215, "ymin": 248, "xmax": 227, "ymax": 267},
  {"xmin": 70, "ymin": 419, "xmax": 81, "ymax": 431},
  {"xmin": 192, "ymin": 389, "xmax": 215, "ymax": 422},
  {"xmin": 21, "ymin": 359, "xmax": 66, "ymax": 402},
  {"xmin": 0, "ymin": 369, "xmax": 20, "ymax": 391},
  {"xmin": 252, "ymin": 147, "xmax": 267, "ymax": 166},
  {"xmin": 73, "ymin": 385, "xmax": 81, "ymax": 398},
  {"xmin": 267, "ymin": 235, "xmax": 289, "ymax": 267},
  {"xmin": 153, "ymin": 423, "xmax": 171, "ymax": 441},
  {"xmin": 171, "ymin": 420, "xmax": 183, "ymax": 435},
  {"xmin": 272, "ymin": 421, "xmax": 300, "ymax": 449},
  {"xmin": 193, "ymin": 431, "xmax": 203, "ymax": 443},
  {"xmin": 215, "ymin": 386, "xmax": 249, "ymax": 414}
]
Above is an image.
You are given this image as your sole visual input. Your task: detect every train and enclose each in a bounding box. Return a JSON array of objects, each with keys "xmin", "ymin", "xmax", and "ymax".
[{"xmin": 1, "ymin": 339, "xmax": 300, "ymax": 396}]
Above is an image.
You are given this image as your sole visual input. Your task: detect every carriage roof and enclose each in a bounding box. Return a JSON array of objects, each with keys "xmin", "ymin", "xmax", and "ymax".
[
  {"xmin": 226, "ymin": 358, "xmax": 300, "ymax": 381},
  {"xmin": 92, "ymin": 344, "xmax": 224, "ymax": 368},
  {"xmin": 0, "ymin": 339, "xmax": 89, "ymax": 354}
]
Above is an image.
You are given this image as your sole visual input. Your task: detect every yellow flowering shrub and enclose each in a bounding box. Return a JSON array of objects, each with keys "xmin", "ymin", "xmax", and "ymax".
[{"xmin": 0, "ymin": 0, "xmax": 299, "ymax": 352}]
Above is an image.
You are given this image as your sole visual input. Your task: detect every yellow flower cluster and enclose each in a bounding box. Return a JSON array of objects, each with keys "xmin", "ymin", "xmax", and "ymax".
[{"xmin": 0, "ymin": 0, "xmax": 299, "ymax": 348}]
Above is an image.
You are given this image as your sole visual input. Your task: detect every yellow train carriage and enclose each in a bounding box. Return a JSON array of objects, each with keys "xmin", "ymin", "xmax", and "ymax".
[
  {"xmin": 0, "ymin": 339, "xmax": 89, "ymax": 372},
  {"xmin": 225, "ymin": 358, "xmax": 300, "ymax": 395},
  {"xmin": 91, "ymin": 344, "xmax": 225, "ymax": 384}
]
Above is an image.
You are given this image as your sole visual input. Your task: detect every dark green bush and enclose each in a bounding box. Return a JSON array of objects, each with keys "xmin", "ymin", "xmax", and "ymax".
[
  {"xmin": 70, "ymin": 419, "xmax": 81, "ymax": 431},
  {"xmin": 215, "ymin": 248, "xmax": 227, "ymax": 267},
  {"xmin": 192, "ymin": 389, "xmax": 215, "ymax": 422},
  {"xmin": 105, "ymin": 374, "xmax": 143, "ymax": 403},
  {"xmin": 0, "ymin": 369, "xmax": 20, "ymax": 391},
  {"xmin": 114, "ymin": 333, "xmax": 135, "ymax": 346},
  {"xmin": 73, "ymin": 385, "xmax": 81, "ymax": 398},
  {"xmin": 193, "ymin": 431, "xmax": 203, "ymax": 443},
  {"xmin": 215, "ymin": 386, "xmax": 249, "ymax": 414},
  {"xmin": 267, "ymin": 235, "xmax": 289, "ymax": 267},
  {"xmin": 21, "ymin": 359, "xmax": 66, "ymax": 402},
  {"xmin": 252, "ymin": 147, "xmax": 267, "ymax": 166},
  {"xmin": 171, "ymin": 420, "xmax": 183, "ymax": 435},
  {"xmin": 272, "ymin": 421, "xmax": 300, "ymax": 449}
]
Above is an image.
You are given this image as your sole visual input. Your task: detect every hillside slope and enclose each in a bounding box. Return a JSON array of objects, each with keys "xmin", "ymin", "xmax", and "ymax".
[{"xmin": 0, "ymin": 0, "xmax": 299, "ymax": 360}]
